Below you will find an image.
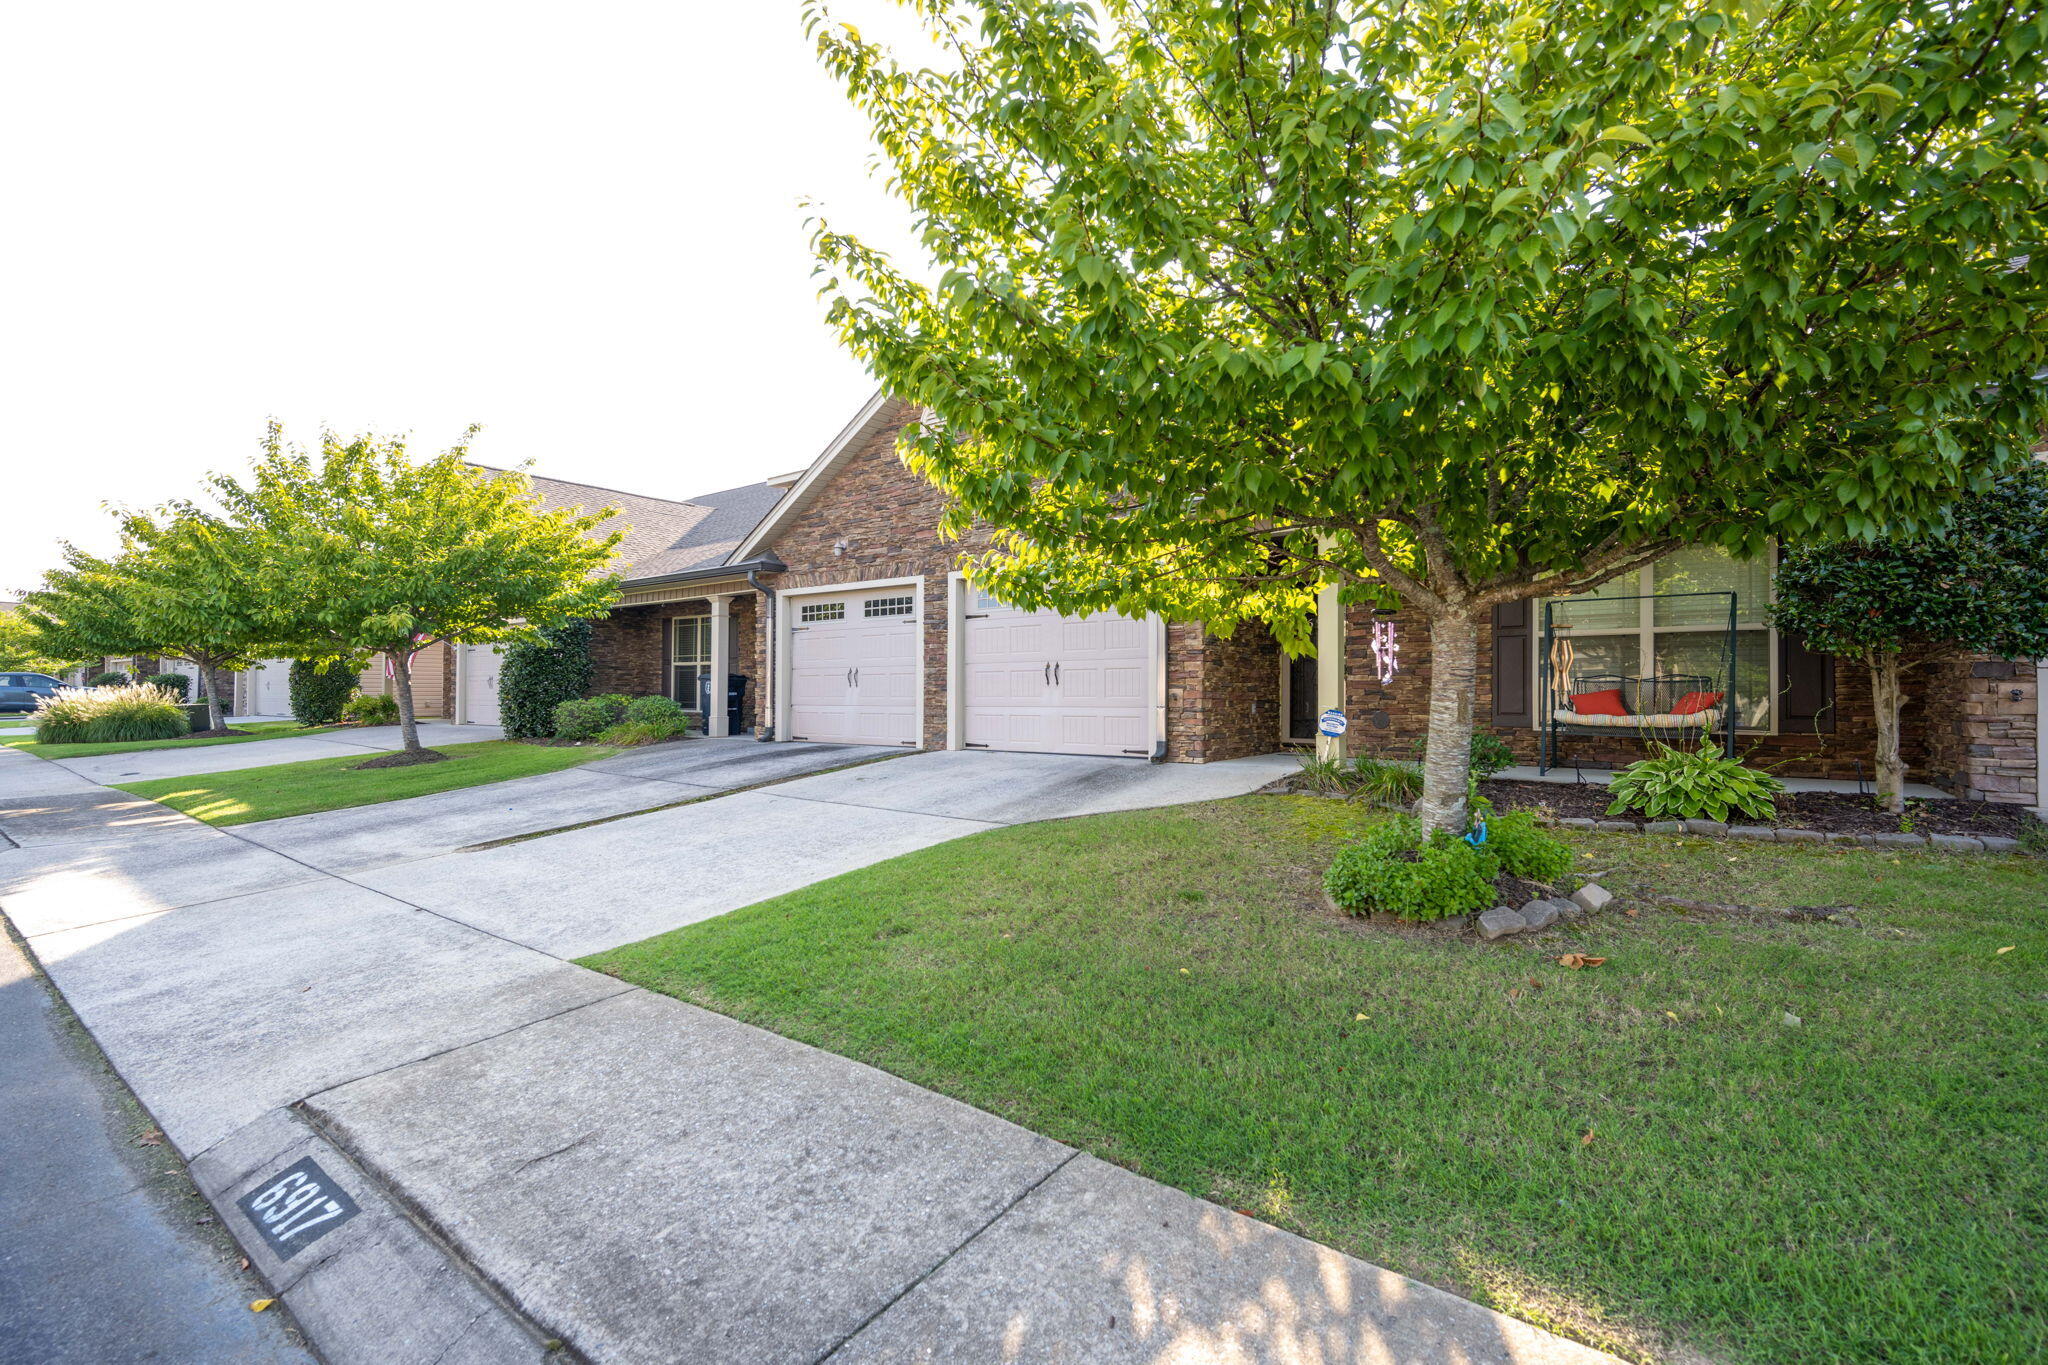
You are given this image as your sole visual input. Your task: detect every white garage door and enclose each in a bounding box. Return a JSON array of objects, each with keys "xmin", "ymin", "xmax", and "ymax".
[
  {"xmin": 459, "ymin": 644, "xmax": 503, "ymax": 725},
  {"xmin": 963, "ymin": 594, "xmax": 1151, "ymax": 757},
  {"xmin": 787, "ymin": 588, "xmax": 920, "ymax": 746},
  {"xmin": 249, "ymin": 659, "xmax": 292, "ymax": 715}
]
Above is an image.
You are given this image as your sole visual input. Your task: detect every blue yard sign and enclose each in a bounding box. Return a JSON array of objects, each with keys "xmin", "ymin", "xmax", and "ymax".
[{"xmin": 1317, "ymin": 709, "xmax": 1348, "ymax": 738}]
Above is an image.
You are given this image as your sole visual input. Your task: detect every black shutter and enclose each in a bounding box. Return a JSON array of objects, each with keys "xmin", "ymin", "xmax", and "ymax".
[
  {"xmin": 1778, "ymin": 631, "xmax": 1835, "ymax": 734},
  {"xmin": 1492, "ymin": 600, "xmax": 1533, "ymax": 728}
]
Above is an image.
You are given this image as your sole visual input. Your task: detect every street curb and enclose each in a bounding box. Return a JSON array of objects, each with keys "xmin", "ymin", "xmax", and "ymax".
[{"xmin": 188, "ymin": 1108, "xmax": 561, "ymax": 1365}]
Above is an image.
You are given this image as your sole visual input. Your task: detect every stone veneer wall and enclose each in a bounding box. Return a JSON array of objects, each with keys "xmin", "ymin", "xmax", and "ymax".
[
  {"xmin": 585, "ymin": 597, "xmax": 760, "ymax": 731},
  {"xmin": 754, "ymin": 399, "xmax": 1272, "ymax": 761},
  {"xmin": 1921, "ymin": 657, "xmax": 2039, "ymax": 804}
]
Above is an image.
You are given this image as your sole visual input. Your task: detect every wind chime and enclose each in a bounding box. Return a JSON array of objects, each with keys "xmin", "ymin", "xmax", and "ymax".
[
  {"xmin": 1547, "ymin": 625, "xmax": 1577, "ymax": 710},
  {"xmin": 1364, "ymin": 608, "xmax": 1399, "ymax": 729}
]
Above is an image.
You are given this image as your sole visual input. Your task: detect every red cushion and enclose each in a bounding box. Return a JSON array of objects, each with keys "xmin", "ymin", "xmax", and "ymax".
[
  {"xmin": 1569, "ymin": 688, "xmax": 1629, "ymax": 716},
  {"xmin": 1671, "ymin": 690, "xmax": 1725, "ymax": 716}
]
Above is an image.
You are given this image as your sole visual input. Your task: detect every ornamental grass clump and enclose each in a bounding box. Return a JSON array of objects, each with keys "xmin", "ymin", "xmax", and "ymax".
[
  {"xmin": 1607, "ymin": 742, "xmax": 1785, "ymax": 823},
  {"xmin": 33, "ymin": 683, "xmax": 189, "ymax": 745}
]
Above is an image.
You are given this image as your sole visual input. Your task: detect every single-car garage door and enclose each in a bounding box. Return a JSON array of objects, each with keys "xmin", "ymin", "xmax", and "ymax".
[
  {"xmin": 459, "ymin": 643, "xmax": 503, "ymax": 725},
  {"xmin": 787, "ymin": 588, "xmax": 920, "ymax": 745},
  {"xmin": 963, "ymin": 594, "xmax": 1151, "ymax": 757}
]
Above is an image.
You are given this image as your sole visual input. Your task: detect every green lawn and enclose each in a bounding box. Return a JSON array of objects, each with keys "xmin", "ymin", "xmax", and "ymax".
[
  {"xmin": 4, "ymin": 719, "xmax": 339, "ymax": 760},
  {"xmin": 114, "ymin": 739, "xmax": 613, "ymax": 825},
  {"xmin": 583, "ymin": 796, "xmax": 2048, "ymax": 1365}
]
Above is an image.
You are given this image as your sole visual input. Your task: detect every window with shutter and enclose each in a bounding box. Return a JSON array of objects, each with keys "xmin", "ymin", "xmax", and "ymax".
[{"xmin": 1492, "ymin": 600, "xmax": 1533, "ymax": 727}]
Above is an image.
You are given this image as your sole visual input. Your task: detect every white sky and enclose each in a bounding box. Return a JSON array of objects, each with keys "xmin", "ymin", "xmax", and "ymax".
[{"xmin": 0, "ymin": 2, "xmax": 940, "ymax": 596}]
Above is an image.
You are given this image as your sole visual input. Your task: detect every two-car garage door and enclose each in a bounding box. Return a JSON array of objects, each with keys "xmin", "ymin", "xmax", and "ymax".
[{"xmin": 962, "ymin": 596, "xmax": 1151, "ymax": 758}]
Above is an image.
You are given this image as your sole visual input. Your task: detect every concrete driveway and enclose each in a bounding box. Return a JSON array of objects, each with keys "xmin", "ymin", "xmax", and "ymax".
[
  {"xmin": 234, "ymin": 738, "xmax": 889, "ymax": 874},
  {"xmin": 51, "ymin": 723, "xmax": 506, "ymax": 785},
  {"xmin": 354, "ymin": 748, "xmax": 1298, "ymax": 957},
  {"xmin": 0, "ymin": 740, "xmax": 1614, "ymax": 1365}
]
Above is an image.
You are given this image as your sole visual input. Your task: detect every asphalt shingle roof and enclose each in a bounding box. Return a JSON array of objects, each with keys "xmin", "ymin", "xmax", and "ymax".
[{"xmin": 469, "ymin": 467, "xmax": 784, "ymax": 585}]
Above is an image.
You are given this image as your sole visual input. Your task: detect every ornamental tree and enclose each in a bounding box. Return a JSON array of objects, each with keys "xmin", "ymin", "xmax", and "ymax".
[
  {"xmin": 0, "ymin": 611, "xmax": 83, "ymax": 678},
  {"xmin": 21, "ymin": 513, "xmax": 278, "ymax": 732},
  {"xmin": 1772, "ymin": 463, "xmax": 2048, "ymax": 813},
  {"xmin": 808, "ymin": 0, "xmax": 2048, "ymax": 832},
  {"xmin": 203, "ymin": 424, "xmax": 623, "ymax": 758}
]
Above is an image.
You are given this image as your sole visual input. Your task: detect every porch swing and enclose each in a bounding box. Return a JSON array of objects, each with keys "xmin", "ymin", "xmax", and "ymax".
[{"xmin": 1537, "ymin": 590, "xmax": 1739, "ymax": 775}]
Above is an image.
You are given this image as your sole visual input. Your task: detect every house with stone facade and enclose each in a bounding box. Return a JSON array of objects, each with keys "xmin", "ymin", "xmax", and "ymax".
[{"xmin": 704, "ymin": 392, "xmax": 2039, "ymax": 805}]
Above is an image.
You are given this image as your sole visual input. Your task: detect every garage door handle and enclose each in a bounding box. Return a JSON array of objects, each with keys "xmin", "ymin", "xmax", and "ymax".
[
  {"xmin": 1054, "ymin": 662, "xmax": 1061, "ymax": 686},
  {"xmin": 1043, "ymin": 663, "xmax": 1050, "ymax": 685}
]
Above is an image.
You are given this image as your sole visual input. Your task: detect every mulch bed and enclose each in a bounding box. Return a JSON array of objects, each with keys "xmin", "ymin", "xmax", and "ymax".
[
  {"xmin": 350, "ymin": 749, "xmax": 452, "ymax": 770},
  {"xmin": 1482, "ymin": 779, "xmax": 2028, "ymax": 838}
]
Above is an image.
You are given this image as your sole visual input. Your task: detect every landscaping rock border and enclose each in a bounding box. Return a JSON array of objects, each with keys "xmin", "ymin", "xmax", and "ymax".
[{"xmin": 1538, "ymin": 814, "xmax": 2022, "ymax": 854}]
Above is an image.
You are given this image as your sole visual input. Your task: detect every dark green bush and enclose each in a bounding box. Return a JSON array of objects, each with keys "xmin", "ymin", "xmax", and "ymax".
[
  {"xmin": 1483, "ymin": 810, "xmax": 1574, "ymax": 883},
  {"xmin": 290, "ymin": 659, "xmax": 359, "ymax": 726},
  {"xmin": 342, "ymin": 692, "xmax": 401, "ymax": 726},
  {"xmin": 623, "ymin": 694, "xmax": 690, "ymax": 728},
  {"xmin": 86, "ymin": 671, "xmax": 128, "ymax": 688},
  {"xmin": 499, "ymin": 621, "xmax": 595, "ymax": 740},
  {"xmin": 552, "ymin": 693, "xmax": 630, "ymax": 741},
  {"xmin": 1323, "ymin": 815, "xmax": 1497, "ymax": 921},
  {"xmin": 141, "ymin": 671, "xmax": 190, "ymax": 700}
]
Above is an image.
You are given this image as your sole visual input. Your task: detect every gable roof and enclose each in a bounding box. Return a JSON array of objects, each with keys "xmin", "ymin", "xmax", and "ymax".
[
  {"xmin": 471, "ymin": 467, "xmax": 786, "ymax": 585},
  {"xmin": 731, "ymin": 391, "xmax": 920, "ymax": 562}
]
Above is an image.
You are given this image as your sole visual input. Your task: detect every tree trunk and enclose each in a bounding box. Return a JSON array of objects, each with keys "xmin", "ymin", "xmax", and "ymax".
[
  {"xmin": 1415, "ymin": 604, "xmax": 1482, "ymax": 836},
  {"xmin": 391, "ymin": 649, "xmax": 423, "ymax": 754},
  {"xmin": 199, "ymin": 660, "xmax": 226, "ymax": 732},
  {"xmin": 1869, "ymin": 651, "xmax": 1906, "ymax": 814}
]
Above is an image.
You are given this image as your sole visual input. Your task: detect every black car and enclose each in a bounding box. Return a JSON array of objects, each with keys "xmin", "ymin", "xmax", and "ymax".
[{"xmin": 0, "ymin": 672, "xmax": 62, "ymax": 713}]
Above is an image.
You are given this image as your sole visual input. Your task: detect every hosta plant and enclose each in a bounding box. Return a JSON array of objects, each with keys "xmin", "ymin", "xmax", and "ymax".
[
  {"xmin": 1606, "ymin": 743, "xmax": 1785, "ymax": 823},
  {"xmin": 33, "ymin": 683, "xmax": 189, "ymax": 745}
]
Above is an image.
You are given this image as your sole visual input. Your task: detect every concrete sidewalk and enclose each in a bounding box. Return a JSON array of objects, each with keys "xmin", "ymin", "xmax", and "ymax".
[{"xmin": 1, "ymin": 743, "xmax": 1618, "ymax": 1364}]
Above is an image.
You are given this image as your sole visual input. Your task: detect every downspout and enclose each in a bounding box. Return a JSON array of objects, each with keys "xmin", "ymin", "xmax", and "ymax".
[{"xmin": 747, "ymin": 567, "xmax": 776, "ymax": 740}]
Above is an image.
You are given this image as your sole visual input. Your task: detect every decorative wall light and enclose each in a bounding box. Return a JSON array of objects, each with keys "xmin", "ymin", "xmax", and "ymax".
[{"xmin": 831, "ymin": 538, "xmax": 850, "ymax": 557}]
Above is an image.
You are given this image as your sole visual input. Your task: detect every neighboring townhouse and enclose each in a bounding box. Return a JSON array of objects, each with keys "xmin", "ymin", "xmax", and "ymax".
[
  {"xmin": 729, "ymin": 393, "xmax": 2041, "ymax": 803},
  {"xmin": 231, "ymin": 471, "xmax": 790, "ymax": 729}
]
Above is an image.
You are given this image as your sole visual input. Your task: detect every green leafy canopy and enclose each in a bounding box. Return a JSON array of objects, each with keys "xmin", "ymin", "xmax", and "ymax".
[
  {"xmin": 1771, "ymin": 461, "xmax": 2048, "ymax": 661},
  {"xmin": 202, "ymin": 423, "xmax": 625, "ymax": 662},
  {"xmin": 809, "ymin": 0, "xmax": 2048, "ymax": 644}
]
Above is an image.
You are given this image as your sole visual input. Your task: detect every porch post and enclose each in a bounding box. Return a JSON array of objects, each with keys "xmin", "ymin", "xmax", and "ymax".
[
  {"xmin": 1316, "ymin": 569, "xmax": 1346, "ymax": 763},
  {"xmin": 708, "ymin": 594, "xmax": 732, "ymax": 737}
]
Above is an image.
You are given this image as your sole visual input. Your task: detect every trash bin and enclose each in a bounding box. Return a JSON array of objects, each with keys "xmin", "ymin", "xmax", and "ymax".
[{"xmin": 694, "ymin": 674, "xmax": 750, "ymax": 734}]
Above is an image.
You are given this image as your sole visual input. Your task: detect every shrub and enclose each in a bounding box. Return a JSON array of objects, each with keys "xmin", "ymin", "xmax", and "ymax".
[
  {"xmin": 1483, "ymin": 810, "xmax": 1574, "ymax": 883},
  {"xmin": 141, "ymin": 671, "xmax": 190, "ymax": 700},
  {"xmin": 552, "ymin": 693, "xmax": 631, "ymax": 741},
  {"xmin": 1606, "ymin": 741, "xmax": 1786, "ymax": 822},
  {"xmin": 86, "ymin": 670, "xmax": 128, "ymax": 688},
  {"xmin": 597, "ymin": 718, "xmax": 688, "ymax": 747},
  {"xmin": 499, "ymin": 621, "xmax": 595, "ymax": 740},
  {"xmin": 1469, "ymin": 732, "xmax": 1519, "ymax": 780},
  {"xmin": 33, "ymin": 683, "xmax": 189, "ymax": 745},
  {"xmin": 623, "ymin": 694, "xmax": 690, "ymax": 727},
  {"xmin": 342, "ymin": 692, "xmax": 401, "ymax": 726},
  {"xmin": 290, "ymin": 659, "xmax": 359, "ymax": 726},
  {"xmin": 1323, "ymin": 815, "xmax": 1497, "ymax": 921}
]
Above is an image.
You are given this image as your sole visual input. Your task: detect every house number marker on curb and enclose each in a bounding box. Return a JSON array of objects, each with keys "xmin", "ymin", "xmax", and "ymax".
[{"xmin": 237, "ymin": 1157, "xmax": 360, "ymax": 1259}]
